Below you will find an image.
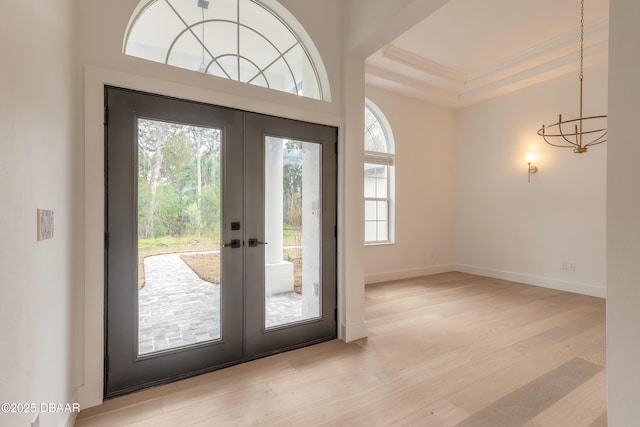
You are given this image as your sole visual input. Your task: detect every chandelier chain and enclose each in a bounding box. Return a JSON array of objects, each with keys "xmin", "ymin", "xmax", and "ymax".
[
  {"xmin": 201, "ymin": 5, "xmax": 205, "ymax": 71},
  {"xmin": 580, "ymin": 0, "xmax": 584, "ymax": 80}
]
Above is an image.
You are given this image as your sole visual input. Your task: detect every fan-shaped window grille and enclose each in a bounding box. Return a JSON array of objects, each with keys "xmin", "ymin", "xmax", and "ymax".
[
  {"xmin": 124, "ymin": 0, "xmax": 329, "ymax": 101},
  {"xmin": 364, "ymin": 100, "xmax": 395, "ymax": 245}
]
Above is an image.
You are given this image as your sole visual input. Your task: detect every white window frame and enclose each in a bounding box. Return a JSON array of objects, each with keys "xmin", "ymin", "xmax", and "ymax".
[
  {"xmin": 364, "ymin": 99, "xmax": 395, "ymax": 246},
  {"xmin": 123, "ymin": 0, "xmax": 331, "ymax": 101}
]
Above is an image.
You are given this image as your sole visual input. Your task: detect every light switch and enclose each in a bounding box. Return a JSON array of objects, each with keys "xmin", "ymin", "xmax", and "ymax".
[{"xmin": 37, "ymin": 209, "xmax": 54, "ymax": 241}]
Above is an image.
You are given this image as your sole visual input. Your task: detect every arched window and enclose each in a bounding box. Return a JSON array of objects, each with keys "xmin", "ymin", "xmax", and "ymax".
[
  {"xmin": 124, "ymin": 0, "xmax": 330, "ymax": 101},
  {"xmin": 364, "ymin": 100, "xmax": 395, "ymax": 245}
]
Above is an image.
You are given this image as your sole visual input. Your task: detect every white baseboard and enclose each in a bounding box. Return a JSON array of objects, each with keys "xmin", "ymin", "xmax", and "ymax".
[
  {"xmin": 340, "ymin": 321, "xmax": 368, "ymax": 342},
  {"xmin": 363, "ymin": 263, "xmax": 606, "ymax": 298},
  {"xmin": 455, "ymin": 264, "xmax": 607, "ymax": 298},
  {"xmin": 365, "ymin": 264, "xmax": 455, "ymax": 285}
]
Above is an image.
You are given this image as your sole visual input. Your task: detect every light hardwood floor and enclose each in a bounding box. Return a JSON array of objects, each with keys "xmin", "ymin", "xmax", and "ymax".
[{"xmin": 75, "ymin": 272, "xmax": 607, "ymax": 426}]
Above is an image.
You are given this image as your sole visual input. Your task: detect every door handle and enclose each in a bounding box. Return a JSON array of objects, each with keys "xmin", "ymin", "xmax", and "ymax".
[
  {"xmin": 248, "ymin": 238, "xmax": 268, "ymax": 247},
  {"xmin": 222, "ymin": 239, "xmax": 241, "ymax": 248}
]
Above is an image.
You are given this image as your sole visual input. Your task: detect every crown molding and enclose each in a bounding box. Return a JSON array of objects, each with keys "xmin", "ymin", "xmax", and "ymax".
[
  {"xmin": 365, "ymin": 64, "xmax": 458, "ymax": 100},
  {"xmin": 467, "ymin": 17, "xmax": 609, "ymax": 85},
  {"xmin": 382, "ymin": 45, "xmax": 467, "ymax": 84},
  {"xmin": 459, "ymin": 40, "xmax": 609, "ymax": 105}
]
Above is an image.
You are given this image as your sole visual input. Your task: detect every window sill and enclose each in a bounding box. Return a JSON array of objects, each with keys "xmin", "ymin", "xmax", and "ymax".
[{"xmin": 365, "ymin": 241, "xmax": 395, "ymax": 247}]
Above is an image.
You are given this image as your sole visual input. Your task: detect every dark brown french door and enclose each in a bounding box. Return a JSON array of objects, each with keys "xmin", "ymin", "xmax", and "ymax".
[{"xmin": 104, "ymin": 86, "xmax": 336, "ymax": 397}]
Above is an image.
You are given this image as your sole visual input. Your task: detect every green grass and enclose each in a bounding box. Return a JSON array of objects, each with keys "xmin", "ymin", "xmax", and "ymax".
[
  {"xmin": 139, "ymin": 232, "xmax": 220, "ymax": 252},
  {"xmin": 283, "ymin": 230, "xmax": 300, "ymax": 246},
  {"xmin": 138, "ymin": 228, "xmax": 302, "ymax": 289}
]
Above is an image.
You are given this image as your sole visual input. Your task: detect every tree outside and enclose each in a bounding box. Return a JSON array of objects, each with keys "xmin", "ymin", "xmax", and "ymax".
[
  {"xmin": 136, "ymin": 119, "xmax": 304, "ymax": 290},
  {"xmin": 137, "ymin": 118, "xmax": 221, "ymax": 288}
]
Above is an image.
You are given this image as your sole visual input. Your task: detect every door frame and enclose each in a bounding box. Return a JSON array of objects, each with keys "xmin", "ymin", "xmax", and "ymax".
[{"xmin": 80, "ymin": 65, "xmax": 361, "ymax": 409}]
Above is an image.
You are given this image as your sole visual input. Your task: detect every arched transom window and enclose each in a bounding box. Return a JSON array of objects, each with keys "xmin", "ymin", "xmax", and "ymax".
[
  {"xmin": 364, "ymin": 100, "xmax": 395, "ymax": 245},
  {"xmin": 124, "ymin": 0, "xmax": 330, "ymax": 101}
]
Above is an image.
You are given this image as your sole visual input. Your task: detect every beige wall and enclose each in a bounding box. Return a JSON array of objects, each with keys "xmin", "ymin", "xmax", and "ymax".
[
  {"xmin": 0, "ymin": 1, "xmax": 79, "ymax": 426},
  {"xmin": 364, "ymin": 86, "xmax": 456, "ymax": 283},
  {"xmin": 454, "ymin": 62, "xmax": 608, "ymax": 297},
  {"xmin": 607, "ymin": 0, "xmax": 640, "ymax": 423}
]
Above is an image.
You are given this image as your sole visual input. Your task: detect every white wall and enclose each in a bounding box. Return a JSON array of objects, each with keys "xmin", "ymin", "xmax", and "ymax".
[
  {"xmin": 607, "ymin": 0, "xmax": 640, "ymax": 424},
  {"xmin": 340, "ymin": 55, "xmax": 367, "ymax": 341},
  {"xmin": 0, "ymin": 1, "xmax": 79, "ymax": 427},
  {"xmin": 364, "ymin": 86, "xmax": 456, "ymax": 283},
  {"xmin": 454, "ymin": 62, "xmax": 608, "ymax": 297}
]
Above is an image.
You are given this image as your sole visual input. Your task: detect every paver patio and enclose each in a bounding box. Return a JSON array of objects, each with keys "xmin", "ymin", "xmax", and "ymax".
[{"xmin": 138, "ymin": 252, "xmax": 304, "ymax": 354}]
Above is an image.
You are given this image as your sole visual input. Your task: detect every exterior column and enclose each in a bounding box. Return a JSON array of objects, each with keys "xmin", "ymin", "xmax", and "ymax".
[
  {"xmin": 265, "ymin": 137, "xmax": 294, "ymax": 296},
  {"xmin": 265, "ymin": 138, "xmax": 284, "ymax": 264},
  {"xmin": 301, "ymin": 143, "xmax": 320, "ymax": 318}
]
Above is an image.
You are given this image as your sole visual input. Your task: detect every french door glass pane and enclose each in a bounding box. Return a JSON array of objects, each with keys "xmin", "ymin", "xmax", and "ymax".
[
  {"xmin": 137, "ymin": 118, "xmax": 222, "ymax": 355},
  {"xmin": 264, "ymin": 136, "xmax": 322, "ymax": 328}
]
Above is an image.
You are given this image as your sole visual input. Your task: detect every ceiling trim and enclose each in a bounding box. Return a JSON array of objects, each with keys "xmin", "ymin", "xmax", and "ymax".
[
  {"xmin": 365, "ymin": 64, "xmax": 458, "ymax": 101},
  {"xmin": 459, "ymin": 40, "xmax": 609, "ymax": 104},
  {"xmin": 382, "ymin": 45, "xmax": 467, "ymax": 84},
  {"xmin": 467, "ymin": 17, "xmax": 609, "ymax": 85}
]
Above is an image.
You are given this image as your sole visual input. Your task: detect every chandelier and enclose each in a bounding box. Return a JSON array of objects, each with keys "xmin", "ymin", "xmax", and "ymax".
[{"xmin": 537, "ymin": 0, "xmax": 607, "ymax": 153}]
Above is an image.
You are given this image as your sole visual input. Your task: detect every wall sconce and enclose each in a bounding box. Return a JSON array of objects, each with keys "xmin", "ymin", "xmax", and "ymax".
[{"xmin": 526, "ymin": 152, "xmax": 538, "ymax": 183}]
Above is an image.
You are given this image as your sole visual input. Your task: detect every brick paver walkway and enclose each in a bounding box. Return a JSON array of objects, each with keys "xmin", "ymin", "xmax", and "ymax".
[{"xmin": 138, "ymin": 252, "xmax": 304, "ymax": 354}]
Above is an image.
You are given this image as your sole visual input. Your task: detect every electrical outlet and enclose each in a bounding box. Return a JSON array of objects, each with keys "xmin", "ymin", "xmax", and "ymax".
[
  {"xmin": 37, "ymin": 209, "xmax": 54, "ymax": 241},
  {"xmin": 561, "ymin": 262, "xmax": 568, "ymax": 271},
  {"xmin": 568, "ymin": 263, "xmax": 576, "ymax": 272}
]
